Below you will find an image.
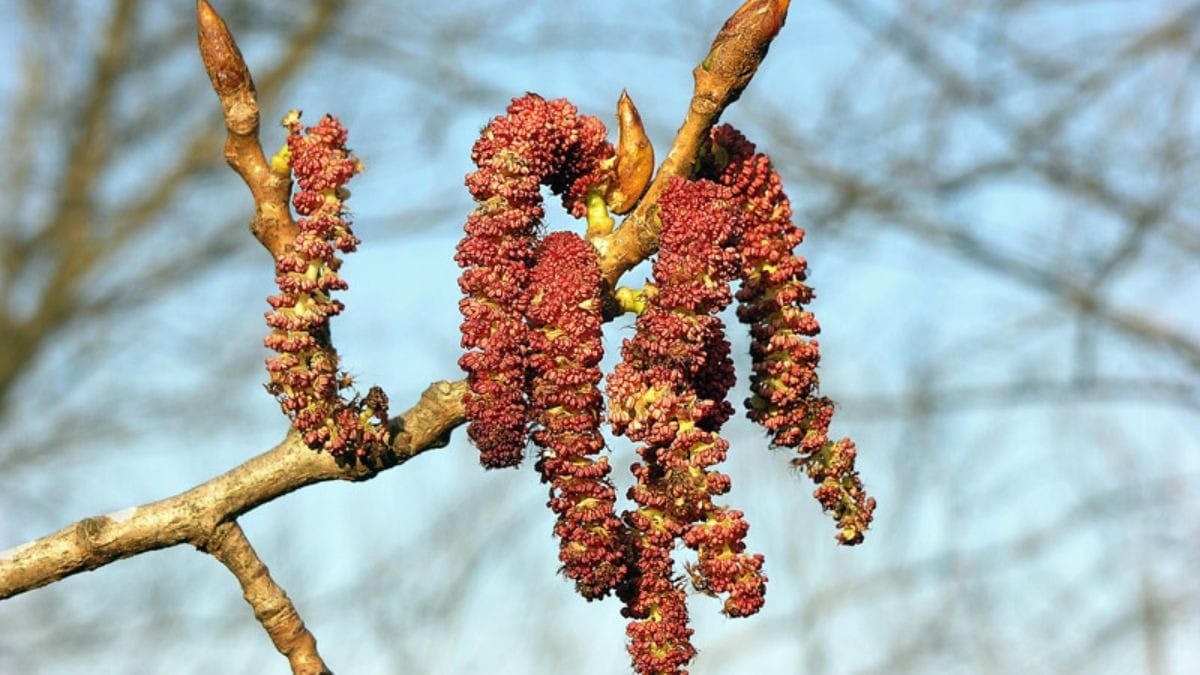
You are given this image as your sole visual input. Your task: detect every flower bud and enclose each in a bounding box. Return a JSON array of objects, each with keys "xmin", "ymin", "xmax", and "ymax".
[
  {"xmin": 697, "ymin": 0, "xmax": 791, "ymax": 106},
  {"xmin": 196, "ymin": 0, "xmax": 253, "ymax": 98},
  {"xmin": 607, "ymin": 90, "xmax": 654, "ymax": 215},
  {"xmin": 196, "ymin": 0, "xmax": 259, "ymax": 136}
]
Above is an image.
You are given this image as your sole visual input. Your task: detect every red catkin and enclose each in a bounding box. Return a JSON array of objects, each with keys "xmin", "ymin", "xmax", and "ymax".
[
  {"xmin": 528, "ymin": 232, "xmax": 627, "ymax": 600},
  {"xmin": 707, "ymin": 124, "xmax": 875, "ymax": 545},
  {"xmin": 264, "ymin": 113, "xmax": 389, "ymax": 458},
  {"xmin": 456, "ymin": 94, "xmax": 613, "ymax": 468},
  {"xmin": 609, "ymin": 175, "xmax": 768, "ymax": 675}
]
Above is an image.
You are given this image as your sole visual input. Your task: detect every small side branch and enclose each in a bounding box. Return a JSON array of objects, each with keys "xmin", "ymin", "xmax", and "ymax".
[
  {"xmin": 202, "ymin": 521, "xmax": 331, "ymax": 675},
  {"xmin": 197, "ymin": 0, "xmax": 297, "ymax": 259}
]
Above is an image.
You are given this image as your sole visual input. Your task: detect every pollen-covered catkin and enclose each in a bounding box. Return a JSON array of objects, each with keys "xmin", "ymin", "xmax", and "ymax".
[
  {"xmin": 264, "ymin": 113, "xmax": 389, "ymax": 458},
  {"xmin": 708, "ymin": 124, "xmax": 875, "ymax": 545},
  {"xmin": 528, "ymin": 232, "xmax": 626, "ymax": 600},
  {"xmin": 456, "ymin": 94, "xmax": 613, "ymax": 468}
]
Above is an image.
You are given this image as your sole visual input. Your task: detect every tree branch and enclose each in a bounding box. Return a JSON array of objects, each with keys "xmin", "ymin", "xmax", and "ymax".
[
  {"xmin": 0, "ymin": 379, "xmax": 466, "ymax": 600},
  {"xmin": 197, "ymin": 0, "xmax": 297, "ymax": 260},
  {"xmin": 595, "ymin": 0, "xmax": 791, "ymax": 292},
  {"xmin": 201, "ymin": 521, "xmax": 331, "ymax": 675}
]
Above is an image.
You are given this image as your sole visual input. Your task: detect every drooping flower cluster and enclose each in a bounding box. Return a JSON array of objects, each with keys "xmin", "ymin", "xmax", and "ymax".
[
  {"xmin": 705, "ymin": 125, "xmax": 875, "ymax": 545},
  {"xmin": 264, "ymin": 112, "xmax": 389, "ymax": 458},
  {"xmin": 528, "ymin": 231, "xmax": 627, "ymax": 600},
  {"xmin": 452, "ymin": 94, "xmax": 870, "ymax": 675},
  {"xmin": 607, "ymin": 176, "xmax": 768, "ymax": 673},
  {"xmin": 456, "ymin": 94, "xmax": 613, "ymax": 469}
]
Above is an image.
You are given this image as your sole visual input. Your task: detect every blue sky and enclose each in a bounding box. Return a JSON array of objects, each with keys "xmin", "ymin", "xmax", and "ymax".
[{"xmin": 1, "ymin": 1, "xmax": 1197, "ymax": 673}]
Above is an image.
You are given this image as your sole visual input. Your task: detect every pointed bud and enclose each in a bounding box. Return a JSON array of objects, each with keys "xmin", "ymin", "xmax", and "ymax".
[
  {"xmin": 607, "ymin": 91, "xmax": 654, "ymax": 214},
  {"xmin": 697, "ymin": 0, "xmax": 790, "ymax": 106},
  {"xmin": 197, "ymin": 0, "xmax": 260, "ymax": 138},
  {"xmin": 725, "ymin": 0, "xmax": 790, "ymax": 41},
  {"xmin": 196, "ymin": 0, "xmax": 253, "ymax": 97}
]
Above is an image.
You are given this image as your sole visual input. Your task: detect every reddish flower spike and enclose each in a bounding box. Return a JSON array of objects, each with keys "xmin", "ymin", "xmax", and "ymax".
[
  {"xmin": 456, "ymin": 94, "xmax": 613, "ymax": 469},
  {"xmin": 263, "ymin": 113, "xmax": 389, "ymax": 459},
  {"xmin": 528, "ymin": 232, "xmax": 627, "ymax": 599},
  {"xmin": 608, "ymin": 171, "xmax": 770, "ymax": 674},
  {"xmin": 701, "ymin": 124, "xmax": 874, "ymax": 545}
]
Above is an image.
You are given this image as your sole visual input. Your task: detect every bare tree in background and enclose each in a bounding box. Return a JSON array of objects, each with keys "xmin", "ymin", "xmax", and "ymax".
[{"xmin": 1, "ymin": 1, "xmax": 1197, "ymax": 674}]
